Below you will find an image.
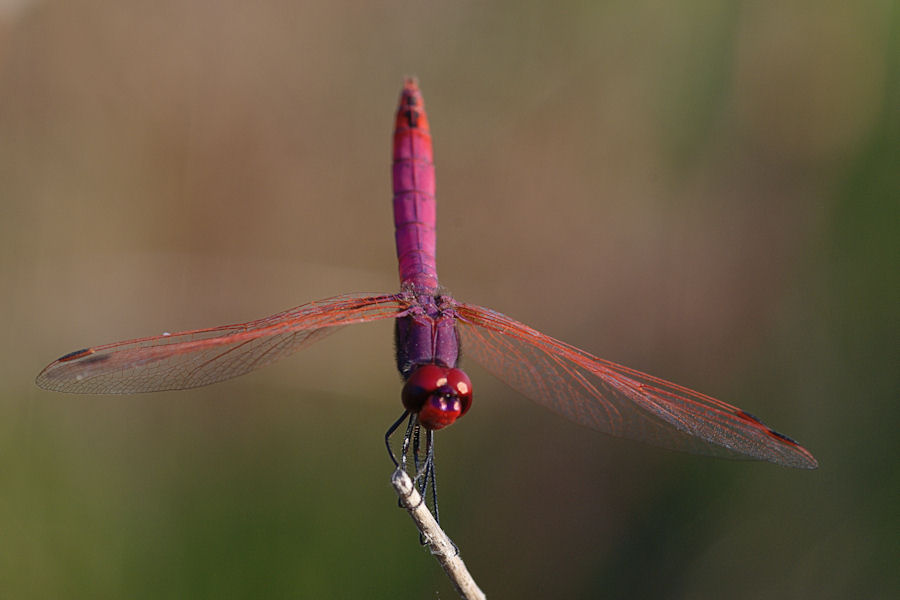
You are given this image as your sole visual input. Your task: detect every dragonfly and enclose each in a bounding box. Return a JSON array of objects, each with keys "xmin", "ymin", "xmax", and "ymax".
[{"xmin": 37, "ymin": 78, "xmax": 817, "ymax": 518}]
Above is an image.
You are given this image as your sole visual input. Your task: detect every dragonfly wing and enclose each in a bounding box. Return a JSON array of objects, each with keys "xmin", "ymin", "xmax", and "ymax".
[
  {"xmin": 455, "ymin": 303, "xmax": 817, "ymax": 469},
  {"xmin": 37, "ymin": 294, "xmax": 409, "ymax": 394}
]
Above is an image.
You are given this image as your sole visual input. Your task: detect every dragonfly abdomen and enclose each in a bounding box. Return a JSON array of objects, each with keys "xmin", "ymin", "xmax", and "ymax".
[{"xmin": 392, "ymin": 78, "xmax": 438, "ymax": 293}]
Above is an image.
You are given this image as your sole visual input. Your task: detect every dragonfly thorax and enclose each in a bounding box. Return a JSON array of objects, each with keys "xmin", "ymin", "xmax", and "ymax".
[
  {"xmin": 394, "ymin": 294, "xmax": 462, "ymax": 378},
  {"xmin": 402, "ymin": 364, "xmax": 472, "ymax": 430}
]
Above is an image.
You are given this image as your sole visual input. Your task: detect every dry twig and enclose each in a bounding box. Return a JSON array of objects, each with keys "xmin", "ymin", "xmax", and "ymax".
[{"xmin": 391, "ymin": 468, "xmax": 486, "ymax": 600}]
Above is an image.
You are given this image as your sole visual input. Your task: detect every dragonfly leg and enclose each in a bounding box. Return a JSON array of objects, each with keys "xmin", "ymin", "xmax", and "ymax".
[
  {"xmin": 412, "ymin": 424, "xmax": 433, "ymax": 508},
  {"xmin": 412, "ymin": 422, "xmax": 423, "ymax": 480},
  {"xmin": 387, "ymin": 411, "xmax": 429, "ymax": 513},
  {"xmin": 386, "ymin": 412, "xmax": 454, "ymax": 547},
  {"xmin": 425, "ymin": 429, "xmax": 439, "ymax": 524},
  {"xmin": 401, "ymin": 413, "xmax": 417, "ymax": 472},
  {"xmin": 413, "ymin": 429, "xmax": 438, "ymax": 522},
  {"xmin": 422, "ymin": 431, "xmax": 458, "ymax": 554},
  {"xmin": 384, "ymin": 410, "xmax": 412, "ymax": 467}
]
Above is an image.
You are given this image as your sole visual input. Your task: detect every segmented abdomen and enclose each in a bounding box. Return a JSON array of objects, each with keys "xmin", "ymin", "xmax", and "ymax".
[{"xmin": 392, "ymin": 78, "xmax": 438, "ymax": 293}]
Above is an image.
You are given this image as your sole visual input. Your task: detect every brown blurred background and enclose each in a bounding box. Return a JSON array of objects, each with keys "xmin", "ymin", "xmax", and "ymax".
[{"xmin": 1, "ymin": 1, "xmax": 897, "ymax": 598}]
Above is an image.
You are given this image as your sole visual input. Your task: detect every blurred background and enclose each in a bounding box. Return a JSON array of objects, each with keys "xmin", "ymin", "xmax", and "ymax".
[{"xmin": 1, "ymin": 1, "xmax": 897, "ymax": 598}]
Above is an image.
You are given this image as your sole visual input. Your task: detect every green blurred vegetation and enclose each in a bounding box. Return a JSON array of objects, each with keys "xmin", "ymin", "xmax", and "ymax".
[{"xmin": 1, "ymin": 1, "xmax": 897, "ymax": 598}]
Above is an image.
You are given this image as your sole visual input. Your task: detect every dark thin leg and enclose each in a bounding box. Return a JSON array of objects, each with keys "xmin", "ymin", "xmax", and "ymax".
[
  {"xmin": 413, "ymin": 426, "xmax": 432, "ymax": 505},
  {"xmin": 388, "ymin": 411, "xmax": 425, "ymax": 511},
  {"xmin": 425, "ymin": 431, "xmax": 458, "ymax": 555},
  {"xmin": 412, "ymin": 422, "xmax": 422, "ymax": 477},
  {"xmin": 425, "ymin": 429, "xmax": 439, "ymax": 525},
  {"xmin": 401, "ymin": 414, "xmax": 417, "ymax": 471},
  {"xmin": 411, "ymin": 428, "xmax": 437, "ymax": 521},
  {"xmin": 386, "ymin": 411, "xmax": 451, "ymax": 545},
  {"xmin": 384, "ymin": 410, "xmax": 410, "ymax": 467}
]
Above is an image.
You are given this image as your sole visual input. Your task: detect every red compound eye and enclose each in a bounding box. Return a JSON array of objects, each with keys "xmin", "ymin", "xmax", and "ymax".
[
  {"xmin": 401, "ymin": 365, "xmax": 473, "ymax": 430},
  {"xmin": 401, "ymin": 365, "xmax": 446, "ymax": 412},
  {"xmin": 445, "ymin": 368, "xmax": 472, "ymax": 416}
]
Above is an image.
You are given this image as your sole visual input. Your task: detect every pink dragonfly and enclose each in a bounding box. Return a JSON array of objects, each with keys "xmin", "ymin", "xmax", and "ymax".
[{"xmin": 37, "ymin": 79, "xmax": 817, "ymax": 512}]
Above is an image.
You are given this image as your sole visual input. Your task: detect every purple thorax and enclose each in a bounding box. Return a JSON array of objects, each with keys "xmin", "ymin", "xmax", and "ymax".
[{"xmin": 394, "ymin": 292, "xmax": 461, "ymax": 378}]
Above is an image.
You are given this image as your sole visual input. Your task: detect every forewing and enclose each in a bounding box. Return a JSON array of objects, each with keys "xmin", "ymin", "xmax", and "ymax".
[
  {"xmin": 37, "ymin": 294, "xmax": 409, "ymax": 394},
  {"xmin": 455, "ymin": 303, "xmax": 817, "ymax": 468}
]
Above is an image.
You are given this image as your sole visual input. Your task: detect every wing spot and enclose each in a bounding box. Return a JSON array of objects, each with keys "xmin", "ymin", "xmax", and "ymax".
[
  {"xmin": 58, "ymin": 348, "xmax": 93, "ymax": 362},
  {"xmin": 737, "ymin": 410, "xmax": 763, "ymax": 424},
  {"xmin": 767, "ymin": 428, "xmax": 799, "ymax": 445}
]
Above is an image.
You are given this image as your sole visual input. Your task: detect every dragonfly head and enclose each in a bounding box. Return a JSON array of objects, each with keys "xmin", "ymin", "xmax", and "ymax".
[{"xmin": 402, "ymin": 364, "xmax": 472, "ymax": 430}]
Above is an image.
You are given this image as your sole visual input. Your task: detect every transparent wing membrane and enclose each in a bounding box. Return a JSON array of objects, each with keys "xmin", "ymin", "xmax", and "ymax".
[
  {"xmin": 37, "ymin": 294, "xmax": 408, "ymax": 394},
  {"xmin": 456, "ymin": 303, "xmax": 817, "ymax": 468}
]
